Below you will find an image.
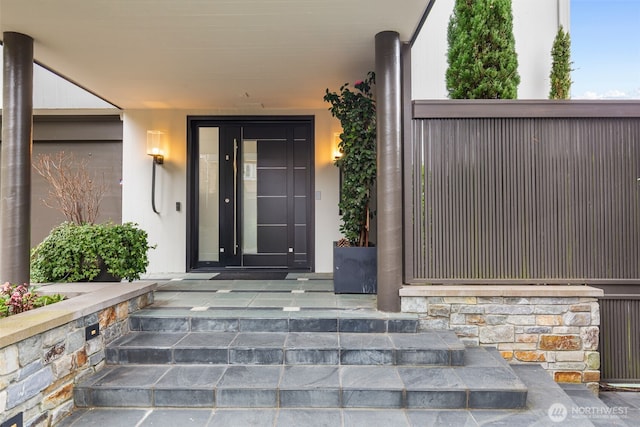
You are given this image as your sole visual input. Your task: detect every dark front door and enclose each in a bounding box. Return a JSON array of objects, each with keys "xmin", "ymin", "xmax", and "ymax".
[{"xmin": 187, "ymin": 117, "xmax": 314, "ymax": 271}]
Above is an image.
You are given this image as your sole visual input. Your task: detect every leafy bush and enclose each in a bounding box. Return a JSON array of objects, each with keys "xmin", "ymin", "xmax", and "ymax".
[
  {"xmin": 1, "ymin": 282, "xmax": 65, "ymax": 318},
  {"xmin": 31, "ymin": 222, "xmax": 153, "ymax": 283}
]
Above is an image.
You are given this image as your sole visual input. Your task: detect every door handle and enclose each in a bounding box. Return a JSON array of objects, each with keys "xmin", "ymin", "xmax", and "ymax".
[{"xmin": 233, "ymin": 138, "xmax": 238, "ymax": 255}]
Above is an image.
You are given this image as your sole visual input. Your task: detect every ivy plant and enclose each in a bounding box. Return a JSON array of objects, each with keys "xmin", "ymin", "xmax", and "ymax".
[
  {"xmin": 31, "ymin": 222, "xmax": 153, "ymax": 283},
  {"xmin": 324, "ymin": 71, "xmax": 376, "ymax": 246}
]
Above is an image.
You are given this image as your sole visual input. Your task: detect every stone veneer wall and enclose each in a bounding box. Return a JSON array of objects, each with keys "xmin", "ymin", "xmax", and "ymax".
[
  {"xmin": 0, "ymin": 290, "xmax": 154, "ymax": 427},
  {"xmin": 400, "ymin": 285, "xmax": 603, "ymax": 394}
]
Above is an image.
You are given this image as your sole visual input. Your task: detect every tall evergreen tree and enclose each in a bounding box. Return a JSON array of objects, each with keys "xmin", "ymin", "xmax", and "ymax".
[
  {"xmin": 446, "ymin": 0, "xmax": 520, "ymax": 99},
  {"xmin": 549, "ymin": 26, "xmax": 572, "ymax": 99}
]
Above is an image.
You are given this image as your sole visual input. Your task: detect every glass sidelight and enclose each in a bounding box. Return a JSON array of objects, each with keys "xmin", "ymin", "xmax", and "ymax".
[
  {"xmin": 196, "ymin": 125, "xmax": 241, "ymax": 266},
  {"xmin": 197, "ymin": 127, "xmax": 220, "ymax": 262},
  {"xmin": 242, "ymin": 139, "xmax": 258, "ymax": 254}
]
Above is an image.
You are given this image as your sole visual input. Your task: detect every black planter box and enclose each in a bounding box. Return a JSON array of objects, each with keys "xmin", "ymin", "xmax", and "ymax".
[{"xmin": 333, "ymin": 245, "xmax": 377, "ymax": 294}]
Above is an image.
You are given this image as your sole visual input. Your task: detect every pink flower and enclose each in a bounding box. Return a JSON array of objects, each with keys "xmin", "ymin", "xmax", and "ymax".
[{"xmin": 355, "ymin": 80, "xmax": 363, "ymax": 86}]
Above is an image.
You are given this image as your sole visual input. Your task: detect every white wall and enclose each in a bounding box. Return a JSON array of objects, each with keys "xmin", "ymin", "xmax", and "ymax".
[
  {"xmin": 412, "ymin": 0, "xmax": 570, "ymax": 99},
  {"xmin": 122, "ymin": 108, "xmax": 342, "ymax": 274},
  {"xmin": 32, "ymin": 65, "xmax": 116, "ymax": 110},
  {"xmin": 0, "ymin": 46, "xmax": 116, "ymax": 110}
]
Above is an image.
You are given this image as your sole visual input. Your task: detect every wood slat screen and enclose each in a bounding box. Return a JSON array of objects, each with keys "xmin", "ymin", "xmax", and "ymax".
[
  {"xmin": 410, "ymin": 116, "xmax": 640, "ymax": 282},
  {"xmin": 600, "ymin": 296, "xmax": 640, "ymax": 382}
]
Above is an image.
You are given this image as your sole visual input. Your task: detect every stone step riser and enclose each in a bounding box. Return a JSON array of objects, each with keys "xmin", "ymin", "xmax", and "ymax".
[
  {"xmin": 129, "ymin": 316, "xmax": 419, "ymax": 334},
  {"xmin": 75, "ymin": 383, "xmax": 527, "ymax": 410},
  {"xmin": 79, "ymin": 312, "xmax": 529, "ymax": 412},
  {"xmin": 76, "ymin": 347, "xmax": 528, "ymax": 411},
  {"xmin": 106, "ymin": 347, "xmax": 463, "ymax": 367},
  {"xmin": 105, "ymin": 330, "xmax": 466, "ymax": 367}
]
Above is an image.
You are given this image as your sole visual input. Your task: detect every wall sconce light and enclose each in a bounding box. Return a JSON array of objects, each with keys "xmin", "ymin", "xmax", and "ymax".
[
  {"xmin": 147, "ymin": 130, "xmax": 165, "ymax": 165},
  {"xmin": 147, "ymin": 130, "xmax": 166, "ymax": 214},
  {"xmin": 333, "ymin": 132, "xmax": 343, "ymax": 161}
]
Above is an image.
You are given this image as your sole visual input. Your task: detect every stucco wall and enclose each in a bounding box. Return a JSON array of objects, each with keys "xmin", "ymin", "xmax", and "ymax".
[
  {"xmin": 122, "ymin": 108, "xmax": 342, "ymax": 274},
  {"xmin": 0, "ymin": 46, "xmax": 116, "ymax": 110},
  {"xmin": 412, "ymin": 0, "xmax": 571, "ymax": 100}
]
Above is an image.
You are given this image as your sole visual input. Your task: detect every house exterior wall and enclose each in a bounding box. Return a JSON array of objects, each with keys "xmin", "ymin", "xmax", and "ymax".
[
  {"xmin": 0, "ymin": 116, "xmax": 123, "ymax": 247},
  {"xmin": 122, "ymin": 109, "xmax": 342, "ymax": 274},
  {"xmin": 0, "ymin": 46, "xmax": 116, "ymax": 110},
  {"xmin": 1, "ymin": 2, "xmax": 571, "ymax": 275},
  {"xmin": 412, "ymin": 0, "xmax": 570, "ymax": 100}
]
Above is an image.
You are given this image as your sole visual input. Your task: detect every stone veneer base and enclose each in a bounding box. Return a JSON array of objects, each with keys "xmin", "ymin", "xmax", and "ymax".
[
  {"xmin": 0, "ymin": 281, "xmax": 157, "ymax": 426},
  {"xmin": 400, "ymin": 285, "xmax": 603, "ymax": 394}
]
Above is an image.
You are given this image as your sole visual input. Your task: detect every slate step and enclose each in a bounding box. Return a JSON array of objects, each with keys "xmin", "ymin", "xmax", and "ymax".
[
  {"xmin": 75, "ymin": 347, "xmax": 527, "ymax": 410},
  {"xmin": 105, "ymin": 331, "xmax": 465, "ymax": 367},
  {"xmin": 64, "ymin": 363, "xmax": 605, "ymax": 427},
  {"xmin": 128, "ymin": 309, "xmax": 420, "ymax": 333}
]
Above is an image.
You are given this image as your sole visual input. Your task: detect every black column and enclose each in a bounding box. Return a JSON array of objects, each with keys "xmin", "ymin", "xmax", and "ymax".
[
  {"xmin": 1, "ymin": 32, "xmax": 33, "ymax": 284},
  {"xmin": 375, "ymin": 31, "xmax": 402, "ymax": 312}
]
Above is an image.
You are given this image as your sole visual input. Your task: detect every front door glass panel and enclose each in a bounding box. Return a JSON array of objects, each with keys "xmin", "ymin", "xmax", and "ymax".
[
  {"xmin": 198, "ymin": 127, "xmax": 220, "ymax": 262},
  {"xmin": 242, "ymin": 139, "xmax": 258, "ymax": 254}
]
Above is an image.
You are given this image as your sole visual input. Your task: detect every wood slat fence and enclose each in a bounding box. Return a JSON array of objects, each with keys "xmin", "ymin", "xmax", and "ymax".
[{"xmin": 405, "ymin": 101, "xmax": 640, "ymax": 284}]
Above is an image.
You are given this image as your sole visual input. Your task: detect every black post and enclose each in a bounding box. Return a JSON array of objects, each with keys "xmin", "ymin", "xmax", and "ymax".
[
  {"xmin": 375, "ymin": 31, "xmax": 402, "ymax": 312},
  {"xmin": 1, "ymin": 32, "xmax": 34, "ymax": 284}
]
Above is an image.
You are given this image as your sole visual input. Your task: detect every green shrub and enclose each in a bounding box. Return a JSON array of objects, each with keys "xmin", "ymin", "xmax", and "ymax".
[
  {"xmin": 446, "ymin": 0, "xmax": 520, "ymax": 99},
  {"xmin": 34, "ymin": 293, "xmax": 66, "ymax": 307},
  {"xmin": 31, "ymin": 222, "xmax": 153, "ymax": 282},
  {"xmin": 549, "ymin": 26, "xmax": 573, "ymax": 99}
]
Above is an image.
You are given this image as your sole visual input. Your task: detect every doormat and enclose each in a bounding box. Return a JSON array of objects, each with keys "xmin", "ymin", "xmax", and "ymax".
[{"xmin": 211, "ymin": 271, "xmax": 289, "ymax": 280}]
